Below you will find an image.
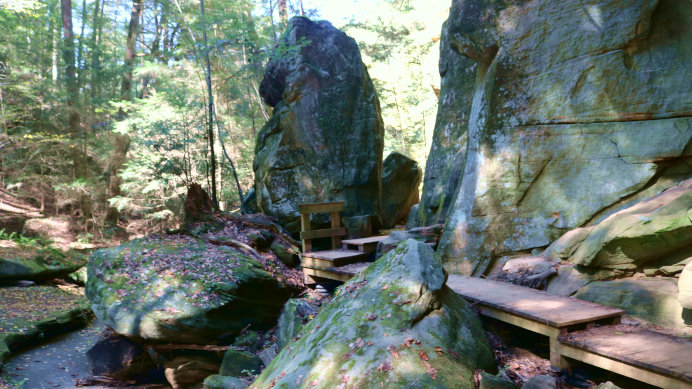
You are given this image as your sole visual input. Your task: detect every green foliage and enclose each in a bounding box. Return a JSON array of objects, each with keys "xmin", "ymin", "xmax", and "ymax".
[
  {"xmin": 0, "ymin": 229, "xmax": 48, "ymax": 247},
  {"xmin": 0, "ymin": 0, "xmax": 442, "ymax": 236}
]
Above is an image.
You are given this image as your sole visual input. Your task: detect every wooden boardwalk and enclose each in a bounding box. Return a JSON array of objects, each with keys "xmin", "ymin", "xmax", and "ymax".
[{"xmin": 447, "ymin": 275, "xmax": 692, "ymax": 389}]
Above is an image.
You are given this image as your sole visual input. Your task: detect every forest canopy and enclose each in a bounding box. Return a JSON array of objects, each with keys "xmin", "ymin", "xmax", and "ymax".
[{"xmin": 0, "ymin": 0, "xmax": 444, "ymax": 239}]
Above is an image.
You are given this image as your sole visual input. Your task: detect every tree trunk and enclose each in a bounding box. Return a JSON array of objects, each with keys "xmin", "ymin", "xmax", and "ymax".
[
  {"xmin": 77, "ymin": 0, "xmax": 87, "ymax": 89},
  {"xmin": 278, "ymin": 0, "xmax": 287, "ymax": 29},
  {"xmin": 90, "ymin": 0, "xmax": 101, "ymax": 99},
  {"xmin": 61, "ymin": 0, "xmax": 91, "ymax": 223},
  {"xmin": 199, "ymin": 0, "xmax": 218, "ymax": 206},
  {"xmin": 299, "ymin": 0, "xmax": 305, "ymax": 16},
  {"xmin": 105, "ymin": 0, "xmax": 143, "ymax": 225},
  {"xmin": 120, "ymin": 0, "xmax": 143, "ymax": 102}
]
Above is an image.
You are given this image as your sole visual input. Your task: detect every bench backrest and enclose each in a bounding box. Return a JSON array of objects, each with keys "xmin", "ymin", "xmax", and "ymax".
[{"xmin": 299, "ymin": 201, "xmax": 345, "ymax": 253}]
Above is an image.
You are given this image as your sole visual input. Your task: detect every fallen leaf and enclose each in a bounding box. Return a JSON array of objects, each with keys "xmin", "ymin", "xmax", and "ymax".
[
  {"xmin": 435, "ymin": 346, "xmax": 444, "ymax": 355},
  {"xmin": 419, "ymin": 350, "xmax": 429, "ymax": 361},
  {"xmin": 381, "ymin": 284, "xmax": 389, "ymax": 290}
]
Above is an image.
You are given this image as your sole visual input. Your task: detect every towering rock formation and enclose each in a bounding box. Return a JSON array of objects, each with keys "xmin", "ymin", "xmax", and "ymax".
[
  {"xmin": 425, "ymin": 0, "xmax": 692, "ymax": 276},
  {"xmin": 254, "ymin": 17, "xmax": 385, "ymax": 233}
]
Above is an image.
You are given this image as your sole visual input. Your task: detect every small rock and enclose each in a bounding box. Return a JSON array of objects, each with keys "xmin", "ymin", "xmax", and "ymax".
[
  {"xmin": 523, "ymin": 375, "xmax": 557, "ymax": 389},
  {"xmin": 478, "ymin": 372, "xmax": 519, "ymax": 389},
  {"xmin": 259, "ymin": 343, "xmax": 278, "ymax": 367},
  {"xmin": 164, "ymin": 356, "xmax": 220, "ymax": 389},
  {"xmin": 593, "ymin": 382, "xmax": 621, "ymax": 389},
  {"xmin": 219, "ymin": 349, "xmax": 261, "ymax": 377},
  {"xmin": 204, "ymin": 375, "xmax": 248, "ymax": 389},
  {"xmin": 232, "ymin": 331, "xmax": 259, "ymax": 349}
]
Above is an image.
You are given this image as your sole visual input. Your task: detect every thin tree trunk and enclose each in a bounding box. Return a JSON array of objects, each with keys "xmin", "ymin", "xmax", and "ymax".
[
  {"xmin": 77, "ymin": 0, "xmax": 87, "ymax": 88},
  {"xmin": 90, "ymin": 0, "xmax": 101, "ymax": 99},
  {"xmin": 299, "ymin": 0, "xmax": 305, "ymax": 16},
  {"xmin": 120, "ymin": 0, "xmax": 143, "ymax": 102},
  {"xmin": 278, "ymin": 0, "xmax": 287, "ymax": 28},
  {"xmin": 199, "ymin": 0, "xmax": 218, "ymax": 206},
  {"xmin": 62, "ymin": 0, "xmax": 91, "ymax": 225},
  {"xmin": 106, "ymin": 0, "xmax": 142, "ymax": 225},
  {"xmin": 52, "ymin": 3, "xmax": 59, "ymax": 84}
]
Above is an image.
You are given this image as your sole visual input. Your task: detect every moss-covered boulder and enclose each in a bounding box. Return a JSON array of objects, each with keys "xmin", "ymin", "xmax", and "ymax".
[
  {"xmin": 85, "ymin": 234, "xmax": 302, "ymax": 344},
  {"xmin": 250, "ymin": 239, "xmax": 495, "ymax": 388},
  {"xmin": 254, "ymin": 17, "xmax": 384, "ymax": 233},
  {"xmin": 0, "ymin": 240, "xmax": 87, "ymax": 281},
  {"xmin": 571, "ymin": 179, "xmax": 692, "ymax": 268}
]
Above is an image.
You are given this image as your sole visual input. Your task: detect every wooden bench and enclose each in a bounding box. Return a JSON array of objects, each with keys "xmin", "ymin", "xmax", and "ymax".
[
  {"xmin": 299, "ymin": 201, "xmax": 368, "ymax": 284},
  {"xmin": 448, "ymin": 275, "xmax": 692, "ymax": 388}
]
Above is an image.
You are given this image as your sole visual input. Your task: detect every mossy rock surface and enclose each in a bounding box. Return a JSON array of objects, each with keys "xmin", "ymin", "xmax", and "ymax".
[
  {"xmin": 250, "ymin": 239, "xmax": 495, "ymax": 389},
  {"xmin": 0, "ymin": 240, "xmax": 87, "ymax": 281},
  {"xmin": 219, "ymin": 349, "xmax": 261, "ymax": 376},
  {"xmin": 204, "ymin": 375, "xmax": 249, "ymax": 389},
  {"xmin": 85, "ymin": 233, "xmax": 302, "ymax": 344},
  {"xmin": 0, "ymin": 284, "xmax": 91, "ymax": 365}
]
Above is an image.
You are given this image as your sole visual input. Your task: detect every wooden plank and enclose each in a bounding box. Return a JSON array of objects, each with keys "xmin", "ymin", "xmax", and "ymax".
[
  {"xmin": 301, "ymin": 227, "xmax": 346, "ymax": 240},
  {"xmin": 559, "ymin": 330, "xmax": 692, "ymax": 383},
  {"xmin": 301, "ymin": 213, "xmax": 312, "ymax": 253},
  {"xmin": 301, "ymin": 250, "xmax": 367, "ymax": 268},
  {"xmin": 303, "ymin": 267, "xmax": 353, "ymax": 283},
  {"xmin": 301, "ymin": 250, "xmax": 366, "ymax": 261},
  {"xmin": 558, "ymin": 343, "xmax": 692, "ymax": 389},
  {"xmin": 341, "ymin": 236, "xmax": 390, "ymax": 245},
  {"xmin": 331, "ymin": 211, "xmax": 341, "ymax": 250},
  {"xmin": 448, "ymin": 275, "xmax": 624, "ymax": 327},
  {"xmin": 476, "ymin": 306, "xmax": 559, "ymax": 338},
  {"xmin": 298, "ymin": 201, "xmax": 345, "ymax": 214}
]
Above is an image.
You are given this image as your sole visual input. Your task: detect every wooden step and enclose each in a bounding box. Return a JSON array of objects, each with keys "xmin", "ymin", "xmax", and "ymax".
[
  {"xmin": 559, "ymin": 327, "xmax": 692, "ymax": 388},
  {"xmin": 301, "ymin": 249, "xmax": 368, "ymax": 269},
  {"xmin": 303, "ymin": 262, "xmax": 370, "ymax": 283},
  {"xmin": 341, "ymin": 235, "xmax": 389, "ymax": 253},
  {"xmin": 447, "ymin": 275, "xmax": 624, "ymax": 328}
]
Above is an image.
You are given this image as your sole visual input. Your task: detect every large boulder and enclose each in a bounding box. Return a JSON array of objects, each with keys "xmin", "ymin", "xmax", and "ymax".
[
  {"xmin": 380, "ymin": 152, "xmax": 422, "ymax": 229},
  {"xmin": 413, "ymin": 14, "xmax": 477, "ymax": 228},
  {"xmin": 571, "ymin": 179, "xmax": 692, "ymax": 268},
  {"xmin": 254, "ymin": 17, "xmax": 384, "ymax": 233},
  {"xmin": 85, "ymin": 234, "xmax": 302, "ymax": 344},
  {"xmin": 574, "ymin": 277, "xmax": 692, "ymax": 335},
  {"xmin": 0, "ymin": 240, "xmax": 87, "ymax": 281},
  {"xmin": 429, "ymin": 0, "xmax": 692, "ymax": 276},
  {"xmin": 249, "ymin": 239, "xmax": 495, "ymax": 388}
]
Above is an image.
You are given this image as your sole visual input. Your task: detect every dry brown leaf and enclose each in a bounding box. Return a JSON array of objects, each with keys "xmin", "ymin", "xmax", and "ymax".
[
  {"xmin": 419, "ymin": 350, "xmax": 429, "ymax": 361},
  {"xmin": 435, "ymin": 346, "xmax": 444, "ymax": 355}
]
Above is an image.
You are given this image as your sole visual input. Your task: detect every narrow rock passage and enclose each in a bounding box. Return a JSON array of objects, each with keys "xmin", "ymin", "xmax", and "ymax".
[{"xmin": 3, "ymin": 319, "xmax": 106, "ymax": 389}]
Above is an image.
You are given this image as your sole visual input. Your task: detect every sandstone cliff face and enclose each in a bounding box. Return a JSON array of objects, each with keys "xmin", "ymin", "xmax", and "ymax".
[
  {"xmin": 431, "ymin": 0, "xmax": 692, "ymax": 275},
  {"xmin": 413, "ymin": 15, "xmax": 477, "ymax": 228},
  {"xmin": 254, "ymin": 17, "xmax": 385, "ymax": 233}
]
